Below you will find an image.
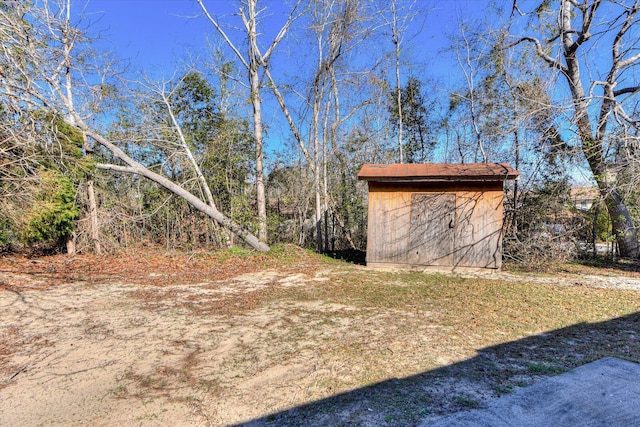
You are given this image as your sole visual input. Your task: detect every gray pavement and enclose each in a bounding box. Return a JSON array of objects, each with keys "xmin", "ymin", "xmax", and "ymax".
[{"xmin": 423, "ymin": 357, "xmax": 640, "ymax": 427}]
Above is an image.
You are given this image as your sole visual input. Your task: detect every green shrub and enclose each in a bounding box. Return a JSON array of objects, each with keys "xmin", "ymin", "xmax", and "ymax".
[{"xmin": 22, "ymin": 170, "xmax": 78, "ymax": 246}]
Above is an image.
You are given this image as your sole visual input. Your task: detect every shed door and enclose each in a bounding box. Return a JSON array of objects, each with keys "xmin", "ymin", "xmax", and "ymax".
[{"xmin": 407, "ymin": 193, "xmax": 455, "ymax": 266}]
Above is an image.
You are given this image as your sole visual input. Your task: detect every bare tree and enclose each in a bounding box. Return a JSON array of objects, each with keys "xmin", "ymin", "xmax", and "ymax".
[
  {"xmin": 149, "ymin": 75, "xmax": 232, "ymax": 247},
  {"xmin": 511, "ymin": 0, "xmax": 640, "ymax": 258},
  {"xmin": 391, "ymin": 0, "xmax": 404, "ymax": 163},
  {"xmin": 383, "ymin": 0, "xmax": 420, "ymax": 163},
  {"xmin": 254, "ymin": 0, "xmax": 374, "ymax": 251},
  {"xmin": 452, "ymin": 23, "xmax": 488, "ymax": 163},
  {"xmin": 307, "ymin": 0, "xmax": 360, "ymax": 251},
  {"xmin": 196, "ymin": 0, "xmax": 303, "ymax": 244}
]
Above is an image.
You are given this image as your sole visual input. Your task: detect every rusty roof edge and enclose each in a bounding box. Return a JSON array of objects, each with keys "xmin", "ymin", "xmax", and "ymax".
[
  {"xmin": 357, "ymin": 163, "xmax": 519, "ymax": 181},
  {"xmin": 360, "ymin": 177, "xmax": 517, "ymax": 183}
]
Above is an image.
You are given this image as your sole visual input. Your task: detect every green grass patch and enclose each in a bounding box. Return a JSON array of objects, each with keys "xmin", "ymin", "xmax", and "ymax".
[{"xmin": 527, "ymin": 362, "xmax": 567, "ymax": 375}]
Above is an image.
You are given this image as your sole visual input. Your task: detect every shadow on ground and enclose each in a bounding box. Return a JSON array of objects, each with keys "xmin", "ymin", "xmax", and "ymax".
[
  {"xmin": 323, "ymin": 249, "xmax": 367, "ymax": 266},
  {"xmin": 238, "ymin": 311, "xmax": 640, "ymax": 426},
  {"xmin": 574, "ymin": 256, "xmax": 640, "ymax": 273}
]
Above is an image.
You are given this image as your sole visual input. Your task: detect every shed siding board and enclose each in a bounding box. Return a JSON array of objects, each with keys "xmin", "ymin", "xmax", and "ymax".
[
  {"xmin": 408, "ymin": 193, "xmax": 455, "ymax": 266},
  {"xmin": 455, "ymin": 189, "xmax": 504, "ymax": 269},
  {"xmin": 366, "ymin": 187, "xmax": 411, "ymax": 264},
  {"xmin": 365, "ymin": 181, "xmax": 505, "ymax": 269}
]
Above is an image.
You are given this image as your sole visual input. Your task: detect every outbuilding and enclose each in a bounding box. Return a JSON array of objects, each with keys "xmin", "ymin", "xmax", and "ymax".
[{"xmin": 357, "ymin": 163, "xmax": 519, "ymax": 270}]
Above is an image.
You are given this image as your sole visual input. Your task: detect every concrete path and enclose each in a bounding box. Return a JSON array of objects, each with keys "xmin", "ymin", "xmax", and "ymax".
[{"xmin": 423, "ymin": 357, "xmax": 640, "ymax": 427}]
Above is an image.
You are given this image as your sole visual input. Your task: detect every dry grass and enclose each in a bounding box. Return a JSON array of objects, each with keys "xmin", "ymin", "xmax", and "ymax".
[
  {"xmin": 260, "ymin": 266, "xmax": 640, "ymax": 425},
  {"xmin": 1, "ymin": 246, "xmax": 639, "ymax": 426},
  {"xmin": 505, "ymin": 256, "xmax": 640, "ymax": 277}
]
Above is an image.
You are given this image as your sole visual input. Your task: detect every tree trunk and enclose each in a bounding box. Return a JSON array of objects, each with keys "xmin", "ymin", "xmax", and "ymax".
[
  {"xmin": 197, "ymin": 0, "xmax": 298, "ymax": 246},
  {"xmin": 602, "ymin": 186, "xmax": 639, "ymax": 258},
  {"xmin": 391, "ymin": 0, "xmax": 404, "ymax": 163},
  {"xmin": 87, "ymin": 179, "xmax": 102, "ymax": 254},
  {"xmin": 592, "ymin": 202, "xmax": 599, "ymax": 258},
  {"xmin": 556, "ymin": 0, "xmax": 640, "ymax": 258},
  {"xmin": 247, "ymin": 9, "xmax": 268, "ymax": 244},
  {"xmin": 65, "ymin": 232, "xmax": 76, "ymax": 255},
  {"xmin": 82, "ymin": 130, "xmax": 102, "ymax": 255},
  {"xmin": 565, "ymin": 66, "xmax": 640, "ymax": 258},
  {"xmin": 315, "ymin": 183, "xmax": 323, "ymax": 252},
  {"xmin": 251, "ymin": 77, "xmax": 268, "ymax": 244}
]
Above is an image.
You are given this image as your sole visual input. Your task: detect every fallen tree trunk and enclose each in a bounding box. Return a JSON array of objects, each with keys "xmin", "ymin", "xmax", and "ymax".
[{"xmin": 85, "ymin": 129, "xmax": 269, "ymax": 252}]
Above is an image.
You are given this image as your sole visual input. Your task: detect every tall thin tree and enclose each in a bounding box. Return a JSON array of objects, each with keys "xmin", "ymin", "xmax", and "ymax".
[{"xmin": 197, "ymin": 0, "xmax": 303, "ymax": 244}]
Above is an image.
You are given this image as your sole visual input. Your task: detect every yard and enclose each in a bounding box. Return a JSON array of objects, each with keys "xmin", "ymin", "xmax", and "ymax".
[{"xmin": 1, "ymin": 245, "xmax": 639, "ymax": 426}]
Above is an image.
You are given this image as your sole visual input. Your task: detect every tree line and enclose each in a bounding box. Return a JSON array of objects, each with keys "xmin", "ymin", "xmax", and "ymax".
[{"xmin": 1, "ymin": 0, "xmax": 639, "ymax": 261}]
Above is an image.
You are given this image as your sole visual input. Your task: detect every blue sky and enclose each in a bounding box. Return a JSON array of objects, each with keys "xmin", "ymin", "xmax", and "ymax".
[
  {"xmin": 79, "ymin": 0, "xmax": 494, "ymax": 81},
  {"xmin": 79, "ymin": 0, "xmax": 209, "ymax": 76}
]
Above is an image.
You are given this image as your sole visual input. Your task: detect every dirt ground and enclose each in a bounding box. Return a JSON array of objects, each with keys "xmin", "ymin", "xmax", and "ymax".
[{"xmin": 1, "ymin": 247, "xmax": 639, "ymax": 426}]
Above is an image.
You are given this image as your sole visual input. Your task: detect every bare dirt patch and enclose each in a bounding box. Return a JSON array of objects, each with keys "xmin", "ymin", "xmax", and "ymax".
[{"xmin": 1, "ymin": 247, "xmax": 639, "ymax": 426}]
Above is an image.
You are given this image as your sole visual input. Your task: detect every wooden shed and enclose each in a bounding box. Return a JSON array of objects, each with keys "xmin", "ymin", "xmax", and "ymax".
[{"xmin": 358, "ymin": 163, "xmax": 519, "ymax": 270}]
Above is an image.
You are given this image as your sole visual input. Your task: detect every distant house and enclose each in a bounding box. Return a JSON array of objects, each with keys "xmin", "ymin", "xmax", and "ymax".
[
  {"xmin": 357, "ymin": 163, "xmax": 519, "ymax": 270},
  {"xmin": 571, "ymin": 187, "xmax": 600, "ymax": 211}
]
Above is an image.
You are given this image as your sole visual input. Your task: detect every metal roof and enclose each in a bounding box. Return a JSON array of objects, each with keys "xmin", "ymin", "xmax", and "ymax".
[{"xmin": 357, "ymin": 163, "xmax": 519, "ymax": 182}]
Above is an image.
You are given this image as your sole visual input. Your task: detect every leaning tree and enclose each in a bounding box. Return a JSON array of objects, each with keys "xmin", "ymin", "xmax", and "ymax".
[{"xmin": 511, "ymin": 0, "xmax": 640, "ymax": 258}]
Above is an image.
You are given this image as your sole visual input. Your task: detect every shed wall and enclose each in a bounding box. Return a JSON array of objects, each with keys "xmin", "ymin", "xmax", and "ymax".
[{"xmin": 366, "ymin": 181, "xmax": 505, "ymax": 269}]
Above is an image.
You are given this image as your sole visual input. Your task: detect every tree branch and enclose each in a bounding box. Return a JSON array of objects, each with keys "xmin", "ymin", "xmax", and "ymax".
[
  {"xmin": 618, "ymin": 51, "xmax": 640, "ymax": 69},
  {"xmin": 195, "ymin": 0, "xmax": 249, "ymax": 70},
  {"xmin": 263, "ymin": 67, "xmax": 313, "ymax": 166},
  {"xmin": 262, "ymin": 0, "xmax": 304, "ymax": 63},
  {"xmin": 613, "ymin": 86, "xmax": 640, "ymax": 97},
  {"xmin": 504, "ymin": 37, "xmax": 567, "ymax": 72},
  {"xmin": 95, "ymin": 163, "xmax": 138, "ymax": 174}
]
